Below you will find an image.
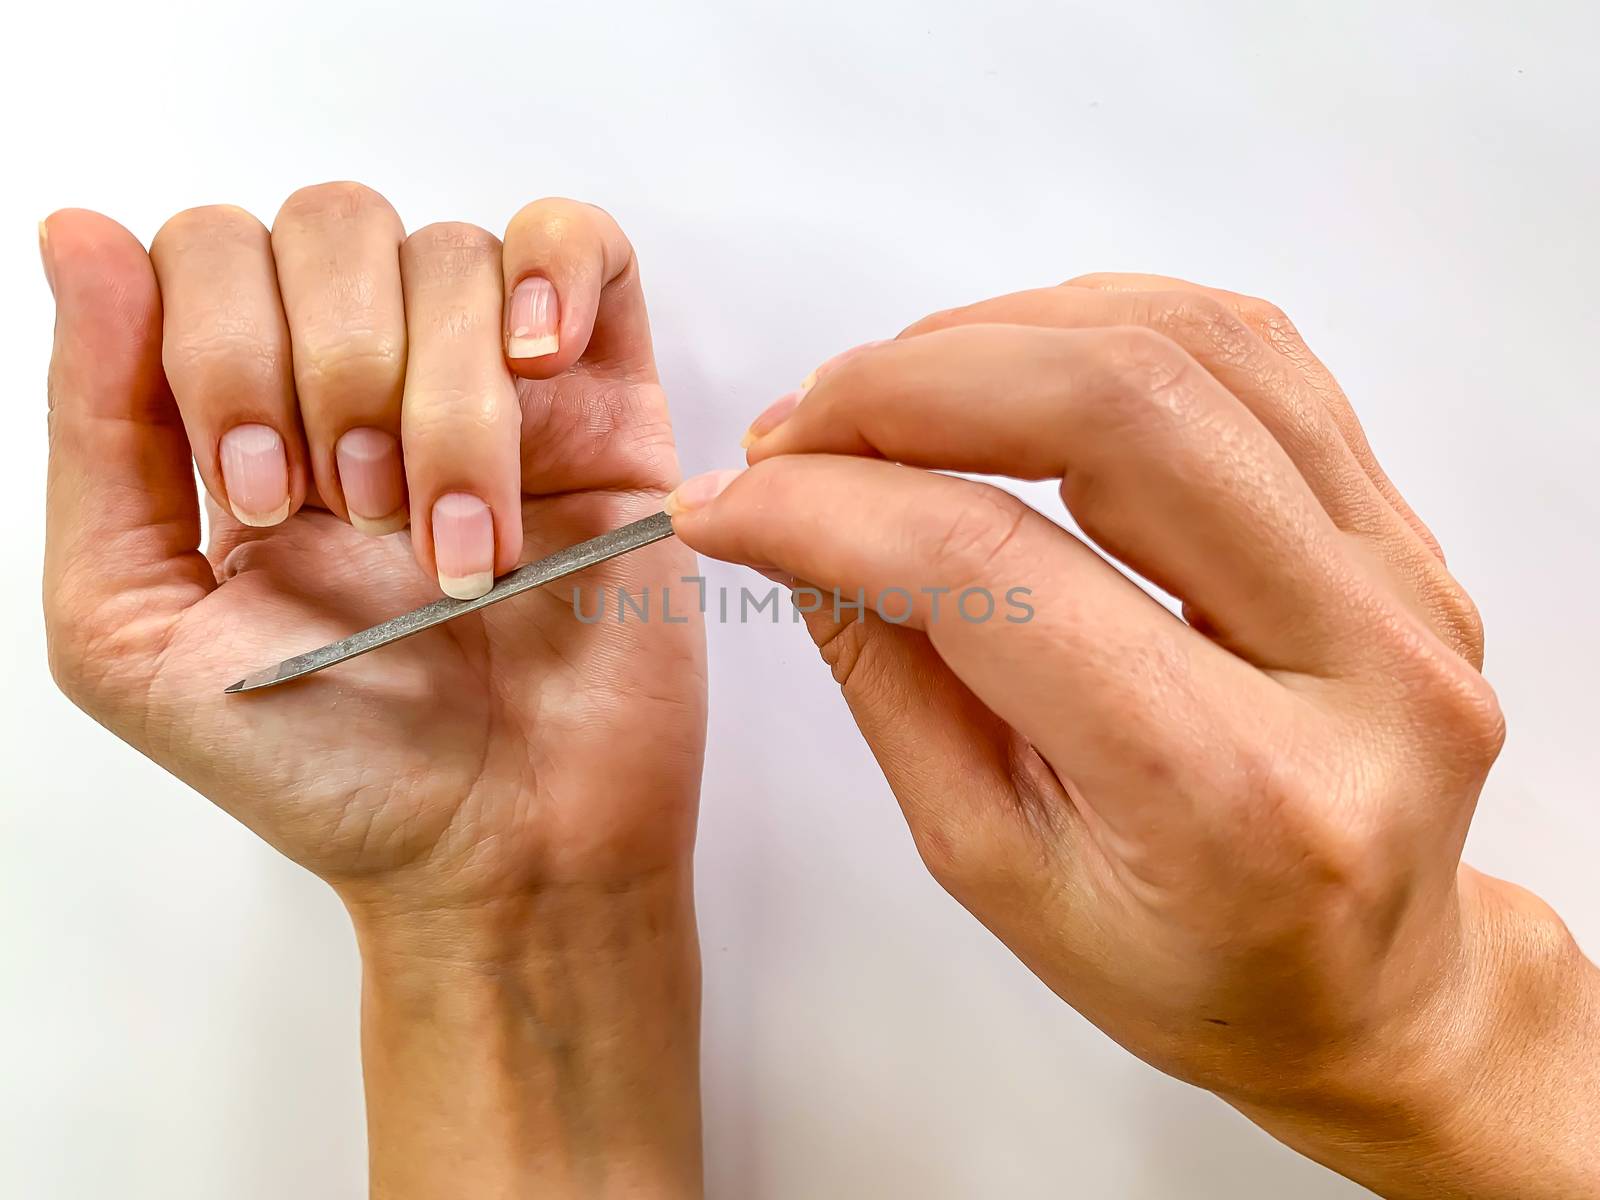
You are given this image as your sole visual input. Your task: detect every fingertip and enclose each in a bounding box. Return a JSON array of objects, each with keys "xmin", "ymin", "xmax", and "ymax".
[
  {"xmin": 350, "ymin": 510, "xmax": 410, "ymax": 537},
  {"xmin": 430, "ymin": 492, "xmax": 498, "ymax": 599},
  {"xmin": 43, "ymin": 210, "xmax": 164, "ymax": 420},
  {"xmin": 219, "ymin": 424, "xmax": 292, "ymax": 527},
  {"xmin": 42, "ymin": 209, "xmax": 156, "ymax": 308},
  {"xmin": 740, "ymin": 390, "xmax": 804, "ymax": 456},
  {"xmin": 502, "ymin": 197, "xmax": 631, "ymax": 376},
  {"xmin": 335, "ymin": 428, "xmax": 408, "ymax": 535},
  {"xmin": 663, "ymin": 467, "xmax": 745, "ymax": 518},
  {"xmin": 38, "ymin": 220, "xmax": 54, "ymax": 294}
]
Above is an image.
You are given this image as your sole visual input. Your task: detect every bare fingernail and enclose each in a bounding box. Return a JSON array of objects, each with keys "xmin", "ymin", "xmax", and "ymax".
[
  {"xmin": 219, "ymin": 424, "xmax": 290, "ymax": 526},
  {"xmin": 336, "ymin": 428, "xmax": 408, "ymax": 536},
  {"xmin": 507, "ymin": 276, "xmax": 560, "ymax": 359},
  {"xmin": 798, "ymin": 338, "xmax": 888, "ymax": 397},
  {"xmin": 663, "ymin": 468, "xmax": 744, "ymax": 516},
  {"xmin": 38, "ymin": 220, "xmax": 54, "ymax": 295},
  {"xmin": 432, "ymin": 493, "xmax": 495, "ymax": 599},
  {"xmin": 741, "ymin": 389, "xmax": 802, "ymax": 449}
]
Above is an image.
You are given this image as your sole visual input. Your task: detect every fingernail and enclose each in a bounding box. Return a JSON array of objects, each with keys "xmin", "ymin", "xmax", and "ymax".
[
  {"xmin": 663, "ymin": 468, "xmax": 744, "ymax": 516},
  {"xmin": 432, "ymin": 493, "xmax": 496, "ymax": 599},
  {"xmin": 740, "ymin": 389, "xmax": 802, "ymax": 449},
  {"xmin": 507, "ymin": 277, "xmax": 560, "ymax": 359},
  {"xmin": 38, "ymin": 220, "xmax": 54, "ymax": 295},
  {"xmin": 219, "ymin": 424, "xmax": 290, "ymax": 526},
  {"xmin": 797, "ymin": 338, "xmax": 888, "ymax": 398},
  {"xmin": 336, "ymin": 428, "xmax": 408, "ymax": 536}
]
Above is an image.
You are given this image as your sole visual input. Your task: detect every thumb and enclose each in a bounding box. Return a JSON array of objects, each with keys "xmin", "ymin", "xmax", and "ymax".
[
  {"xmin": 668, "ymin": 463, "xmax": 1060, "ymax": 893},
  {"xmin": 42, "ymin": 209, "xmax": 212, "ymax": 703}
]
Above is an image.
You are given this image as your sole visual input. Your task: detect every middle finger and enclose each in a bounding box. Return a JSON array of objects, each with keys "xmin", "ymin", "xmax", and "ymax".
[
  {"xmin": 399, "ymin": 223, "xmax": 523, "ymax": 599},
  {"xmin": 271, "ymin": 181, "xmax": 409, "ymax": 536}
]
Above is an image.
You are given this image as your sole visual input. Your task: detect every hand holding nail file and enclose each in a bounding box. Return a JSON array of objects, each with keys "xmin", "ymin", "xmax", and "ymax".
[{"xmin": 225, "ymin": 512, "xmax": 675, "ymax": 693}]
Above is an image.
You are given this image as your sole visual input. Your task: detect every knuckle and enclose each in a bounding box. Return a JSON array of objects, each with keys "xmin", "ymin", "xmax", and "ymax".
[
  {"xmin": 164, "ymin": 325, "xmax": 284, "ymax": 390},
  {"xmin": 812, "ymin": 612, "xmax": 875, "ymax": 691},
  {"xmin": 1092, "ymin": 325, "xmax": 1201, "ymax": 416},
  {"xmin": 1447, "ymin": 589, "xmax": 1487, "ymax": 669},
  {"xmin": 153, "ymin": 204, "xmax": 264, "ymax": 254},
  {"xmin": 1409, "ymin": 564, "xmax": 1487, "ymax": 669},
  {"xmin": 43, "ymin": 592, "xmax": 118, "ymax": 713},
  {"xmin": 1237, "ymin": 295, "xmax": 1296, "ymax": 334},
  {"xmin": 1288, "ymin": 799, "xmax": 1385, "ymax": 904},
  {"xmin": 922, "ymin": 484, "xmax": 1030, "ymax": 589},
  {"xmin": 910, "ymin": 820, "xmax": 974, "ymax": 890},
  {"xmin": 1190, "ymin": 724, "xmax": 1393, "ymax": 914},
  {"xmin": 909, "ymin": 808, "xmax": 1026, "ymax": 903},
  {"xmin": 1234, "ymin": 295, "xmax": 1307, "ymax": 353},
  {"xmin": 44, "ymin": 614, "xmax": 90, "ymax": 705},
  {"xmin": 1151, "ymin": 292, "xmax": 1259, "ymax": 363},
  {"xmin": 1244, "ymin": 779, "xmax": 1394, "ymax": 930},
  {"xmin": 274, "ymin": 180, "xmax": 396, "ymax": 229},
  {"xmin": 906, "ymin": 807, "xmax": 999, "ymax": 896},
  {"xmin": 1382, "ymin": 620, "xmax": 1507, "ymax": 775},
  {"xmin": 402, "ymin": 221, "xmax": 498, "ymax": 271},
  {"xmin": 294, "ymin": 332, "xmax": 406, "ymax": 397},
  {"xmin": 404, "ymin": 386, "xmax": 507, "ymax": 436},
  {"xmin": 509, "ymin": 196, "xmax": 613, "ymax": 244},
  {"xmin": 1429, "ymin": 665, "xmax": 1507, "ymax": 771}
]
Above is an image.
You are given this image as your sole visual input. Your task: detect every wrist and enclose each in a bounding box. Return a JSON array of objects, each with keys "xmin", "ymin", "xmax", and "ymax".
[
  {"xmin": 344, "ymin": 868, "xmax": 697, "ymax": 972},
  {"xmin": 346, "ymin": 871, "xmax": 702, "ymax": 1199},
  {"xmin": 1238, "ymin": 868, "xmax": 1600, "ymax": 1199}
]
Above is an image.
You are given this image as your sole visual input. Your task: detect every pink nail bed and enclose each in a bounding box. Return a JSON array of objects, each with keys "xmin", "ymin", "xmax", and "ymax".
[
  {"xmin": 219, "ymin": 424, "xmax": 290, "ymax": 526},
  {"xmin": 665, "ymin": 468, "xmax": 744, "ymax": 515},
  {"xmin": 507, "ymin": 277, "xmax": 560, "ymax": 359},
  {"xmin": 801, "ymin": 338, "xmax": 890, "ymax": 393},
  {"xmin": 336, "ymin": 428, "xmax": 406, "ymax": 534},
  {"xmin": 431, "ymin": 493, "xmax": 496, "ymax": 599},
  {"xmin": 742, "ymin": 390, "xmax": 803, "ymax": 448}
]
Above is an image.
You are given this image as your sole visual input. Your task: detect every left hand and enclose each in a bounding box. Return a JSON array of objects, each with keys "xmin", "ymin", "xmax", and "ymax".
[
  {"xmin": 42, "ymin": 192, "xmax": 707, "ymax": 1195},
  {"xmin": 43, "ymin": 193, "xmax": 705, "ymax": 912}
]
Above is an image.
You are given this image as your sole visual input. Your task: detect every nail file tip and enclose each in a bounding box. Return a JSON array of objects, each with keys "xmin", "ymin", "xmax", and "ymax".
[
  {"xmin": 223, "ymin": 666, "xmax": 281, "ymax": 694},
  {"xmin": 224, "ymin": 510, "xmax": 675, "ymax": 695}
]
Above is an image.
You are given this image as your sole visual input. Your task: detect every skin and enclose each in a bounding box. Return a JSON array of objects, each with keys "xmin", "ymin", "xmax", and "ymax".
[
  {"xmin": 42, "ymin": 189, "xmax": 1598, "ymax": 1197},
  {"xmin": 40, "ymin": 193, "xmax": 705, "ymax": 1198},
  {"xmin": 668, "ymin": 276, "xmax": 1600, "ymax": 1198}
]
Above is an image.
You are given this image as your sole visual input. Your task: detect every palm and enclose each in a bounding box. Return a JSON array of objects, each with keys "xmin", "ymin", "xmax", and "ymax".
[
  {"xmin": 46, "ymin": 208, "xmax": 705, "ymax": 905},
  {"xmin": 125, "ymin": 383, "xmax": 706, "ymax": 903},
  {"xmin": 141, "ymin": 507, "xmax": 690, "ymax": 899}
]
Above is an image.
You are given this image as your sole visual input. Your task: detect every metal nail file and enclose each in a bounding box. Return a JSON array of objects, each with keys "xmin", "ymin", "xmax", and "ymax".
[{"xmin": 224, "ymin": 511, "xmax": 676, "ymax": 694}]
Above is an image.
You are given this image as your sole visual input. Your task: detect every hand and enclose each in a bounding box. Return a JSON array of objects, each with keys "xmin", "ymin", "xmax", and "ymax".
[
  {"xmin": 41, "ymin": 189, "xmax": 705, "ymax": 1196},
  {"xmin": 666, "ymin": 275, "xmax": 1600, "ymax": 1197}
]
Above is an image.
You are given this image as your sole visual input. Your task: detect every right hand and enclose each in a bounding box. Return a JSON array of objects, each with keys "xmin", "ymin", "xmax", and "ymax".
[{"xmin": 667, "ymin": 275, "xmax": 1597, "ymax": 1197}]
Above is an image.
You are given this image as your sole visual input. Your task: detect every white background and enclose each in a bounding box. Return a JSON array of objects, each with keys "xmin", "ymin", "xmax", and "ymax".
[{"xmin": 3, "ymin": 2, "xmax": 1597, "ymax": 1196}]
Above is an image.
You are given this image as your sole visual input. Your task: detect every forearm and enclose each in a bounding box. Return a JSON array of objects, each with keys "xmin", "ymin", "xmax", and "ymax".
[
  {"xmin": 1240, "ymin": 868, "xmax": 1600, "ymax": 1199},
  {"xmin": 346, "ymin": 871, "xmax": 702, "ymax": 1199}
]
